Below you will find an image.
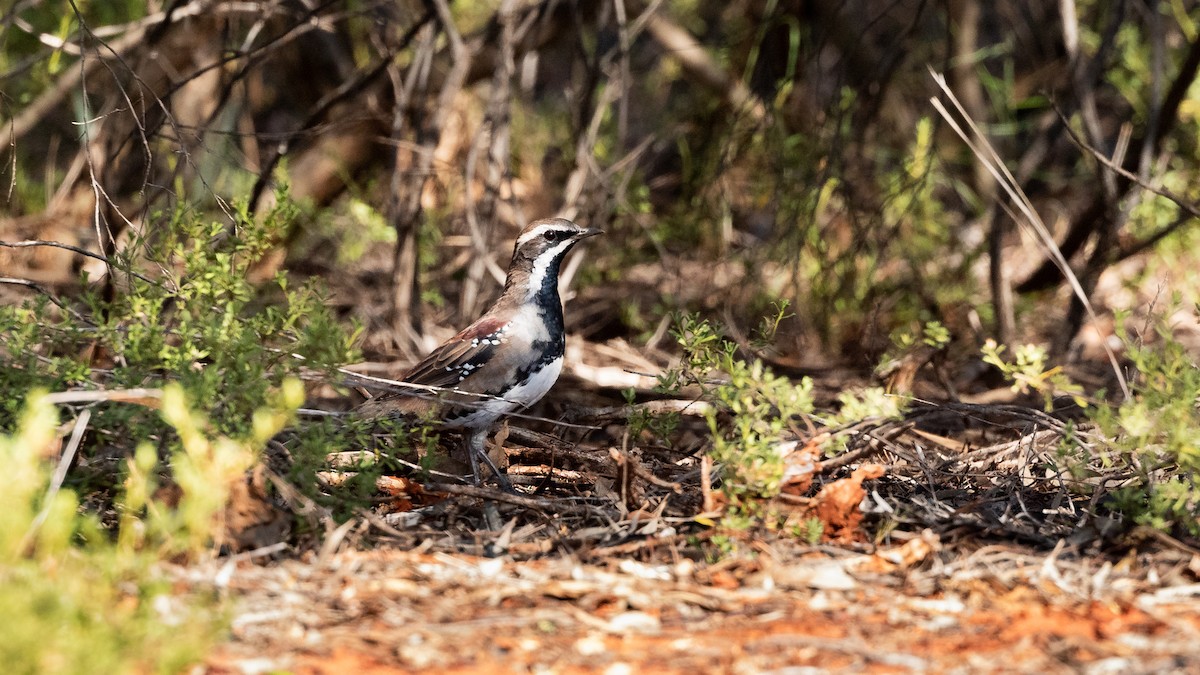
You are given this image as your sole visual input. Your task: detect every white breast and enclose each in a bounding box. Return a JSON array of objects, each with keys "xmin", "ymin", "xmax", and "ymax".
[
  {"xmin": 444, "ymin": 356, "xmax": 564, "ymax": 429},
  {"xmin": 504, "ymin": 356, "xmax": 564, "ymax": 408}
]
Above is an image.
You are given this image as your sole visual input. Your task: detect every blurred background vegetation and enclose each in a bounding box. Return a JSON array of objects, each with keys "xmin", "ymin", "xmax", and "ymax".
[
  {"xmin": 3, "ymin": 1, "xmax": 1200, "ymax": 670},
  {"xmin": 4, "ymin": 0, "xmax": 1197, "ymax": 366}
]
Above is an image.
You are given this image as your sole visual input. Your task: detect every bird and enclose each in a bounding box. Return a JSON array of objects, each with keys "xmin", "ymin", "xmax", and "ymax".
[{"xmin": 357, "ymin": 217, "xmax": 602, "ymax": 492}]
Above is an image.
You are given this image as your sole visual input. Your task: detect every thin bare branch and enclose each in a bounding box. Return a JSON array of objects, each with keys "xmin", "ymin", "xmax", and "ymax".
[
  {"xmin": 41, "ymin": 388, "xmax": 164, "ymax": 405},
  {"xmin": 0, "ymin": 239, "xmax": 160, "ymax": 285},
  {"xmin": 0, "ymin": 277, "xmax": 91, "ymax": 321},
  {"xmin": 1054, "ymin": 104, "xmax": 1200, "ymax": 222},
  {"xmin": 21, "ymin": 408, "xmax": 91, "ymax": 551}
]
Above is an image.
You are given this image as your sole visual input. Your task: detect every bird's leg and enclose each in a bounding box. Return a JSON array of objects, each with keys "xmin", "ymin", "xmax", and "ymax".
[
  {"xmin": 465, "ymin": 429, "xmax": 483, "ymax": 486},
  {"xmin": 467, "ymin": 428, "xmax": 516, "ymax": 493}
]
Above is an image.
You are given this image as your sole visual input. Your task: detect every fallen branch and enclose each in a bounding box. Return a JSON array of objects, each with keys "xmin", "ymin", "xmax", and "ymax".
[
  {"xmin": 566, "ymin": 399, "xmax": 714, "ymax": 423},
  {"xmin": 0, "ymin": 239, "xmax": 160, "ymax": 286},
  {"xmin": 422, "ymin": 482, "xmax": 578, "ymax": 512},
  {"xmin": 42, "ymin": 388, "xmax": 164, "ymax": 406}
]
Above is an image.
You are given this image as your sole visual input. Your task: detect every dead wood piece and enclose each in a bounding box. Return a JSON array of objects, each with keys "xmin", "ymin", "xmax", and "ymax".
[
  {"xmin": 504, "ymin": 436, "xmax": 618, "ymax": 474},
  {"xmin": 906, "ymin": 428, "xmax": 969, "ymax": 453},
  {"xmin": 580, "ymin": 529, "xmax": 711, "ymax": 562},
  {"xmin": 565, "ymin": 361, "xmax": 663, "ymax": 391},
  {"xmin": 504, "ymin": 539, "xmax": 556, "ymax": 556},
  {"xmin": 956, "ymin": 429, "xmax": 1068, "ymax": 473},
  {"xmin": 264, "ymin": 468, "xmax": 333, "ymax": 536},
  {"xmin": 620, "ymin": 448, "xmax": 683, "ymax": 493},
  {"xmin": 421, "ymin": 481, "xmax": 566, "ymax": 512},
  {"xmin": 610, "ymin": 447, "xmax": 644, "ymax": 511},
  {"xmin": 506, "ymin": 464, "xmax": 589, "ymax": 482},
  {"xmin": 566, "ymin": 399, "xmax": 714, "ymax": 424},
  {"xmin": 812, "ymin": 443, "xmax": 872, "ymax": 475},
  {"xmin": 816, "ymin": 420, "xmax": 913, "ymax": 474},
  {"xmin": 42, "ymin": 388, "xmax": 164, "ymax": 406},
  {"xmin": 325, "ymin": 450, "xmax": 378, "ymax": 469}
]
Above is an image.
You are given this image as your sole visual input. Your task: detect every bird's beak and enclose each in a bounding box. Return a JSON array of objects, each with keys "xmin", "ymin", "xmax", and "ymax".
[{"xmin": 579, "ymin": 227, "xmax": 604, "ymax": 239}]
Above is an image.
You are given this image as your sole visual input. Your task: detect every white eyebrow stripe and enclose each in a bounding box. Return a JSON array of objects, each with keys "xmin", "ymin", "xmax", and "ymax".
[{"xmin": 516, "ymin": 223, "xmax": 558, "ymax": 247}]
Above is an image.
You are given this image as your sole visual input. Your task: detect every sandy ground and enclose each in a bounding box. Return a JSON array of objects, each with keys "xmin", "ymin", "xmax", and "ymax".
[{"xmin": 198, "ymin": 532, "xmax": 1200, "ymax": 674}]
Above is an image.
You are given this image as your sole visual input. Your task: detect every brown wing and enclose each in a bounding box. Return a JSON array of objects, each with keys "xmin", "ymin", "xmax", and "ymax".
[
  {"xmin": 403, "ymin": 336, "xmax": 499, "ymax": 389},
  {"xmin": 392, "ymin": 316, "xmax": 509, "ymax": 389},
  {"xmin": 356, "ymin": 316, "xmax": 510, "ymax": 418}
]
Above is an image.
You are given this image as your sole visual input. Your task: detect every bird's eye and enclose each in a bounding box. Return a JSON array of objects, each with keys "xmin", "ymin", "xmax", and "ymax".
[{"xmin": 543, "ymin": 230, "xmax": 561, "ymax": 242}]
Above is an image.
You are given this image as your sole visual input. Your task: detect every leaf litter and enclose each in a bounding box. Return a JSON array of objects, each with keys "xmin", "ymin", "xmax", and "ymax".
[{"xmin": 198, "ymin": 347, "xmax": 1200, "ymax": 673}]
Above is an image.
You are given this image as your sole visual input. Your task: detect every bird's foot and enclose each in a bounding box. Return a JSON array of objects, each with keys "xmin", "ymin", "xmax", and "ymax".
[
  {"xmin": 474, "ymin": 452, "xmax": 517, "ymax": 494},
  {"xmin": 467, "ymin": 430, "xmax": 518, "ymax": 494}
]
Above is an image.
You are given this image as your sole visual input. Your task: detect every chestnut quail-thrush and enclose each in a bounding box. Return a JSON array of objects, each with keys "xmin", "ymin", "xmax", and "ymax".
[{"xmin": 357, "ymin": 218, "xmax": 602, "ymax": 491}]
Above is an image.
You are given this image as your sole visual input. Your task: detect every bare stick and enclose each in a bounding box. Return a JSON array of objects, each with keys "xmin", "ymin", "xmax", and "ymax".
[
  {"xmin": 423, "ymin": 482, "xmax": 561, "ymax": 510},
  {"xmin": 0, "ymin": 277, "xmax": 94, "ymax": 324},
  {"xmin": 21, "ymin": 409, "xmax": 91, "ymax": 550},
  {"xmin": 0, "ymin": 239, "xmax": 159, "ymax": 285},
  {"xmin": 566, "ymin": 399, "xmax": 714, "ymax": 423},
  {"xmin": 1053, "ymin": 104, "xmax": 1200, "ymax": 221},
  {"xmin": 42, "ymin": 388, "xmax": 163, "ymax": 405}
]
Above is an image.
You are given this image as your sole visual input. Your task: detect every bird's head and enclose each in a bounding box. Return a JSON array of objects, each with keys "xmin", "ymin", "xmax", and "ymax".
[{"xmin": 507, "ymin": 218, "xmax": 603, "ymax": 298}]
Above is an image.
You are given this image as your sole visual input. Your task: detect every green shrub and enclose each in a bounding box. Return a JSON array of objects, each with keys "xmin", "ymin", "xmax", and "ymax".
[
  {"xmin": 1092, "ymin": 314, "xmax": 1200, "ymax": 535},
  {"xmin": 981, "ymin": 339, "xmax": 1088, "ymax": 410},
  {"xmin": 0, "ymin": 191, "xmax": 356, "ymax": 456},
  {"xmin": 828, "ymin": 386, "xmax": 905, "ymax": 428},
  {"xmin": 666, "ymin": 312, "xmax": 815, "ymax": 514},
  {"xmin": 980, "ymin": 312, "xmax": 1200, "ymax": 536},
  {"xmin": 0, "ymin": 192, "xmax": 359, "ymax": 670},
  {"xmin": 0, "ymin": 382, "xmax": 300, "ymax": 674}
]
